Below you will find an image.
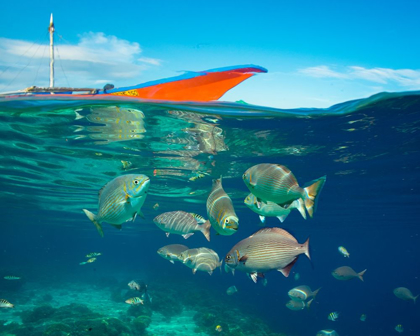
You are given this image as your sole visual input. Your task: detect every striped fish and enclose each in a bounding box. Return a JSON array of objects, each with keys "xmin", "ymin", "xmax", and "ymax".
[
  {"xmin": 206, "ymin": 177, "xmax": 239, "ymax": 236},
  {"xmin": 125, "ymin": 297, "xmax": 144, "ymax": 305},
  {"xmin": 244, "ymin": 193, "xmax": 305, "ymax": 224},
  {"xmin": 153, "ymin": 211, "xmax": 211, "ymax": 241},
  {"xmin": 3, "ymin": 276, "xmax": 20, "ymax": 280},
  {"xmin": 242, "ymin": 164, "xmax": 326, "ymax": 217},
  {"xmin": 0, "ymin": 299, "xmax": 14, "ymax": 308},
  {"xmin": 328, "ymin": 312, "xmax": 339, "ymax": 321},
  {"xmin": 178, "ymin": 247, "xmax": 221, "ymax": 275},
  {"xmin": 83, "ymin": 174, "xmax": 150, "ymax": 237},
  {"xmin": 225, "ymin": 227, "xmax": 310, "ymax": 282},
  {"xmin": 157, "ymin": 244, "xmax": 189, "ymax": 264}
]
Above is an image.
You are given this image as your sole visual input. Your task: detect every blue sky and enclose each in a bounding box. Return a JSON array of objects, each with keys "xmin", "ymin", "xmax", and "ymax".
[{"xmin": 0, "ymin": 0, "xmax": 419, "ymax": 108}]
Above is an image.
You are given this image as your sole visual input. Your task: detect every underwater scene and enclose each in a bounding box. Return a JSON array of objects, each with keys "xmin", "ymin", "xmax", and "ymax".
[{"xmin": 0, "ymin": 91, "xmax": 419, "ymax": 336}]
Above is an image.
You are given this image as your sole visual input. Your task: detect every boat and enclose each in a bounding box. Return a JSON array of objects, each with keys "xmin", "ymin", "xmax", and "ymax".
[{"xmin": 0, "ymin": 14, "xmax": 267, "ymax": 102}]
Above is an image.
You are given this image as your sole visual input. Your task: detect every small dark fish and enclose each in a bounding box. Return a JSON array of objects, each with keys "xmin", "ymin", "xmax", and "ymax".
[
  {"xmin": 332, "ymin": 266, "xmax": 366, "ymax": 281},
  {"xmin": 394, "ymin": 287, "xmax": 418, "ymax": 303}
]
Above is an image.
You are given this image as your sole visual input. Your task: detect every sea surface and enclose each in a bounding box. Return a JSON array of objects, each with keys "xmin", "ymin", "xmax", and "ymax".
[{"xmin": 0, "ymin": 91, "xmax": 419, "ymax": 336}]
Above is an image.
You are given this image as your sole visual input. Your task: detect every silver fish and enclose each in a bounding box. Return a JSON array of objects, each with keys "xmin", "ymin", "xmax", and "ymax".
[
  {"xmin": 226, "ymin": 286, "xmax": 238, "ymax": 295},
  {"xmin": 153, "ymin": 211, "xmax": 211, "ymax": 241},
  {"xmin": 288, "ymin": 285, "xmax": 321, "ymax": 301},
  {"xmin": 316, "ymin": 330, "xmax": 339, "ymax": 336},
  {"xmin": 225, "ymin": 227, "xmax": 310, "ymax": 283},
  {"xmin": 0, "ymin": 299, "xmax": 14, "ymax": 308},
  {"xmin": 244, "ymin": 193, "xmax": 305, "ymax": 224},
  {"xmin": 206, "ymin": 177, "xmax": 239, "ymax": 236},
  {"xmin": 332, "ymin": 266, "xmax": 366, "ymax": 281},
  {"xmin": 179, "ymin": 247, "xmax": 221, "ymax": 275},
  {"xmin": 393, "ymin": 287, "xmax": 418, "ymax": 303},
  {"xmin": 286, "ymin": 298, "xmax": 313, "ymax": 310},
  {"xmin": 157, "ymin": 244, "xmax": 189, "ymax": 264},
  {"xmin": 243, "ymin": 164, "xmax": 326, "ymax": 217},
  {"xmin": 83, "ymin": 174, "xmax": 150, "ymax": 237}
]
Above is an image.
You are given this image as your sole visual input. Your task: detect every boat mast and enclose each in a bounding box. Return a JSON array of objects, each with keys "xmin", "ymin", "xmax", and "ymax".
[{"xmin": 48, "ymin": 14, "xmax": 55, "ymax": 88}]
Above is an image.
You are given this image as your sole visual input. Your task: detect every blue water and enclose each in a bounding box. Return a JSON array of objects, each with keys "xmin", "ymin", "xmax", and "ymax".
[{"xmin": 0, "ymin": 91, "xmax": 419, "ymax": 336}]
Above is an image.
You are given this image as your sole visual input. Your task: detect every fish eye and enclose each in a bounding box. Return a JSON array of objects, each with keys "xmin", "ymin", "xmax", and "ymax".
[
  {"xmin": 225, "ymin": 218, "xmax": 229, "ymax": 223},
  {"xmin": 134, "ymin": 180, "xmax": 139, "ymax": 185}
]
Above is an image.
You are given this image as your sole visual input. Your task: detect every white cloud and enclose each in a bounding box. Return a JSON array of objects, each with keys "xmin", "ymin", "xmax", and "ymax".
[
  {"xmin": 138, "ymin": 57, "xmax": 162, "ymax": 66},
  {"xmin": 299, "ymin": 65, "xmax": 420, "ymax": 88},
  {"xmin": 0, "ymin": 33, "xmax": 161, "ymax": 91},
  {"xmin": 299, "ymin": 65, "xmax": 348, "ymax": 79}
]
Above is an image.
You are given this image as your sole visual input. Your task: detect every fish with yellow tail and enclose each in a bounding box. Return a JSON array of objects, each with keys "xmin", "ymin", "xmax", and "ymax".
[
  {"xmin": 83, "ymin": 174, "xmax": 150, "ymax": 237},
  {"xmin": 225, "ymin": 227, "xmax": 310, "ymax": 282},
  {"xmin": 393, "ymin": 287, "xmax": 418, "ymax": 303},
  {"xmin": 206, "ymin": 177, "xmax": 239, "ymax": 235},
  {"xmin": 332, "ymin": 266, "xmax": 366, "ymax": 281},
  {"xmin": 215, "ymin": 325, "xmax": 223, "ymax": 332},
  {"xmin": 125, "ymin": 297, "xmax": 144, "ymax": 305},
  {"xmin": 328, "ymin": 311, "xmax": 339, "ymax": 321},
  {"xmin": 0, "ymin": 299, "xmax": 14, "ymax": 308},
  {"xmin": 395, "ymin": 324, "xmax": 403, "ymax": 333},
  {"xmin": 338, "ymin": 246, "xmax": 350, "ymax": 258},
  {"xmin": 244, "ymin": 193, "xmax": 305, "ymax": 224},
  {"xmin": 242, "ymin": 164, "xmax": 326, "ymax": 218},
  {"xmin": 86, "ymin": 252, "xmax": 101, "ymax": 258}
]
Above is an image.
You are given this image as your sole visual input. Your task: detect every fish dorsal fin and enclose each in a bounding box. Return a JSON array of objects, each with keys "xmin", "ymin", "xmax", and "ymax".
[
  {"xmin": 211, "ymin": 176, "xmax": 222, "ymax": 191},
  {"xmin": 250, "ymin": 227, "xmax": 297, "ymax": 242},
  {"xmin": 190, "ymin": 213, "xmax": 206, "ymax": 224},
  {"xmin": 98, "ymin": 184, "xmax": 108, "ymax": 199}
]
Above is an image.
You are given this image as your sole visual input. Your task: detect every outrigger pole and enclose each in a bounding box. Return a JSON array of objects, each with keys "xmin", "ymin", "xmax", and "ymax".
[{"xmin": 48, "ymin": 13, "xmax": 54, "ymax": 88}]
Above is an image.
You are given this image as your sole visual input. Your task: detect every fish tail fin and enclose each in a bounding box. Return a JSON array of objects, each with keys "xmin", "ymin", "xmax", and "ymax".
[
  {"xmin": 313, "ymin": 287, "xmax": 322, "ymax": 299},
  {"xmin": 358, "ymin": 269, "xmax": 367, "ymax": 282},
  {"xmin": 306, "ymin": 298, "xmax": 314, "ymax": 309},
  {"xmin": 82, "ymin": 209, "xmax": 104, "ymax": 237},
  {"xmin": 201, "ymin": 220, "xmax": 211, "ymax": 242},
  {"xmin": 295, "ymin": 199, "xmax": 307, "ymax": 219},
  {"xmin": 303, "ymin": 237, "xmax": 311, "ymax": 260},
  {"xmin": 303, "ymin": 176, "xmax": 326, "ymax": 217},
  {"xmin": 414, "ymin": 295, "xmax": 419, "ymax": 304}
]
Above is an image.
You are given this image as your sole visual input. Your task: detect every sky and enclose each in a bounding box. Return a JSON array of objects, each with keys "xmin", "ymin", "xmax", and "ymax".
[{"xmin": 0, "ymin": 0, "xmax": 419, "ymax": 108}]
